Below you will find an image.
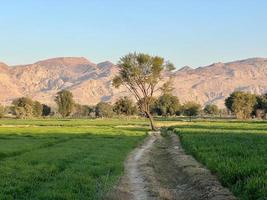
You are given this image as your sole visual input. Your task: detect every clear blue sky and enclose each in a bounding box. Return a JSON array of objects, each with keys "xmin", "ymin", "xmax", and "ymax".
[{"xmin": 1, "ymin": 0, "xmax": 267, "ymax": 68}]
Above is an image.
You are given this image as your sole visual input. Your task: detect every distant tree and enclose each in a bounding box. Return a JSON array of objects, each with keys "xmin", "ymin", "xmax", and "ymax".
[
  {"xmin": 113, "ymin": 97, "xmax": 137, "ymax": 116},
  {"xmin": 113, "ymin": 53, "xmax": 174, "ymax": 130},
  {"xmin": 33, "ymin": 101, "xmax": 43, "ymax": 117},
  {"xmin": 204, "ymin": 104, "xmax": 219, "ymax": 115},
  {"xmin": 12, "ymin": 97, "xmax": 34, "ymax": 118},
  {"xmin": 182, "ymin": 101, "xmax": 201, "ymax": 121},
  {"xmin": 253, "ymin": 94, "xmax": 267, "ymax": 118},
  {"xmin": 152, "ymin": 94, "xmax": 180, "ymax": 116},
  {"xmin": 54, "ymin": 90, "xmax": 75, "ymax": 117},
  {"xmin": 225, "ymin": 91, "xmax": 256, "ymax": 119},
  {"xmin": 42, "ymin": 104, "xmax": 51, "ymax": 116},
  {"xmin": 95, "ymin": 102, "xmax": 114, "ymax": 118},
  {"xmin": 0, "ymin": 104, "xmax": 5, "ymax": 118},
  {"xmin": 72, "ymin": 104, "xmax": 94, "ymax": 118}
]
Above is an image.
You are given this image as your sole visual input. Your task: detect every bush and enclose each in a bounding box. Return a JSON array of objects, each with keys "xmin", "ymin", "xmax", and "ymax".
[
  {"xmin": 95, "ymin": 102, "xmax": 114, "ymax": 118},
  {"xmin": 113, "ymin": 97, "xmax": 137, "ymax": 116},
  {"xmin": 182, "ymin": 101, "xmax": 201, "ymax": 120},
  {"xmin": 204, "ymin": 104, "xmax": 219, "ymax": 115},
  {"xmin": 151, "ymin": 94, "xmax": 180, "ymax": 116}
]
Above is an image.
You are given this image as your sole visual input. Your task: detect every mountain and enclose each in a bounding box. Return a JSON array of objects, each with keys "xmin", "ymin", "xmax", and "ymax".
[{"xmin": 0, "ymin": 57, "xmax": 267, "ymax": 108}]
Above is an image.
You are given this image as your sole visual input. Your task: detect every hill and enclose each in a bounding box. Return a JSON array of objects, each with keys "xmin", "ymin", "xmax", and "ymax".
[{"xmin": 0, "ymin": 57, "xmax": 267, "ymax": 108}]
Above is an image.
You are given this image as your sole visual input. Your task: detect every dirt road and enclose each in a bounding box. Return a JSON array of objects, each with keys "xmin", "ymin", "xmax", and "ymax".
[{"xmin": 106, "ymin": 130, "xmax": 236, "ymax": 200}]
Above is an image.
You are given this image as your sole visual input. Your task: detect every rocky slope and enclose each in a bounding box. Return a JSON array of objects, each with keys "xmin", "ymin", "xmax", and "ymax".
[{"xmin": 0, "ymin": 57, "xmax": 267, "ymax": 108}]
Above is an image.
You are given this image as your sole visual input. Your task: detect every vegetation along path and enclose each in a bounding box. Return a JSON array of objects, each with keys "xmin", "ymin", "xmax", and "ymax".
[{"xmin": 107, "ymin": 130, "xmax": 236, "ymax": 200}]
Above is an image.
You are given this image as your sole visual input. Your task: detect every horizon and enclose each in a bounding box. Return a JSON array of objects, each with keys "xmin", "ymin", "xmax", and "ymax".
[
  {"xmin": 1, "ymin": 55, "xmax": 267, "ymax": 69},
  {"xmin": 1, "ymin": 0, "xmax": 267, "ymax": 68}
]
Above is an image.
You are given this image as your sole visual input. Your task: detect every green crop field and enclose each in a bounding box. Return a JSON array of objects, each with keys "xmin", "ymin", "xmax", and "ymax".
[
  {"xmin": 0, "ymin": 118, "xmax": 148, "ymax": 200},
  {"xmin": 0, "ymin": 118, "xmax": 266, "ymax": 200},
  {"xmin": 171, "ymin": 121, "xmax": 267, "ymax": 200}
]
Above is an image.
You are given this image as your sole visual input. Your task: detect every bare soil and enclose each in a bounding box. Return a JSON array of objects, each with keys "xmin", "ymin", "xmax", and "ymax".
[{"xmin": 106, "ymin": 131, "xmax": 236, "ymax": 200}]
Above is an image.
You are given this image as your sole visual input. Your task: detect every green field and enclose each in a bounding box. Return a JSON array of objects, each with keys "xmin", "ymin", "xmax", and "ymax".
[
  {"xmin": 0, "ymin": 119, "xmax": 266, "ymax": 199},
  {"xmin": 0, "ymin": 119, "xmax": 148, "ymax": 199},
  {"xmin": 171, "ymin": 121, "xmax": 267, "ymax": 200}
]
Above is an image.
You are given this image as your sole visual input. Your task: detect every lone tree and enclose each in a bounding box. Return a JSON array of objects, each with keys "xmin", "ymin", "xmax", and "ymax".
[
  {"xmin": 55, "ymin": 90, "xmax": 75, "ymax": 117},
  {"xmin": 113, "ymin": 53, "xmax": 174, "ymax": 130}
]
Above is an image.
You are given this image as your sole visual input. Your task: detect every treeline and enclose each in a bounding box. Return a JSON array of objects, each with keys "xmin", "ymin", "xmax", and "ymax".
[
  {"xmin": 225, "ymin": 91, "xmax": 267, "ymax": 119},
  {"xmin": 0, "ymin": 90, "xmax": 266, "ymax": 120}
]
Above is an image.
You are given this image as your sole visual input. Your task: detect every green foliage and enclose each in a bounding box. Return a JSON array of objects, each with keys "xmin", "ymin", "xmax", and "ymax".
[
  {"xmin": 113, "ymin": 52, "xmax": 174, "ymax": 130},
  {"xmin": 113, "ymin": 96, "xmax": 137, "ymax": 116},
  {"xmin": 12, "ymin": 97, "xmax": 43, "ymax": 119},
  {"xmin": 0, "ymin": 104, "xmax": 5, "ymax": 118},
  {"xmin": 172, "ymin": 121, "xmax": 267, "ymax": 200},
  {"xmin": 0, "ymin": 119, "xmax": 147, "ymax": 199},
  {"xmin": 204, "ymin": 104, "xmax": 219, "ymax": 115},
  {"xmin": 55, "ymin": 90, "xmax": 75, "ymax": 117},
  {"xmin": 95, "ymin": 102, "xmax": 114, "ymax": 118},
  {"xmin": 225, "ymin": 91, "xmax": 257, "ymax": 119},
  {"xmin": 253, "ymin": 94, "xmax": 267, "ymax": 118},
  {"xmin": 12, "ymin": 97, "xmax": 34, "ymax": 119},
  {"xmin": 33, "ymin": 101, "xmax": 43, "ymax": 117},
  {"xmin": 152, "ymin": 94, "xmax": 180, "ymax": 116},
  {"xmin": 72, "ymin": 104, "xmax": 95, "ymax": 118},
  {"xmin": 42, "ymin": 104, "xmax": 51, "ymax": 116},
  {"xmin": 182, "ymin": 101, "xmax": 201, "ymax": 117}
]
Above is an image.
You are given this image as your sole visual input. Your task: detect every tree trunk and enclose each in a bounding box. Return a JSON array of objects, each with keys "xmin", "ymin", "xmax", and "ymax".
[{"xmin": 145, "ymin": 111, "xmax": 157, "ymax": 131}]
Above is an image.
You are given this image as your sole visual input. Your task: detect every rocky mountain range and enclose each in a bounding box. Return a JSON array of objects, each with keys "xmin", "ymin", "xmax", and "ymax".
[{"xmin": 0, "ymin": 57, "xmax": 267, "ymax": 108}]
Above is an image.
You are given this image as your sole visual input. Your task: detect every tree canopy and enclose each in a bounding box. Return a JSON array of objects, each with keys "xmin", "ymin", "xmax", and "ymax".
[
  {"xmin": 55, "ymin": 90, "xmax": 75, "ymax": 117},
  {"xmin": 112, "ymin": 53, "xmax": 174, "ymax": 130},
  {"xmin": 95, "ymin": 102, "xmax": 114, "ymax": 118},
  {"xmin": 152, "ymin": 94, "xmax": 180, "ymax": 116},
  {"xmin": 182, "ymin": 101, "xmax": 201, "ymax": 119},
  {"xmin": 225, "ymin": 91, "xmax": 256, "ymax": 119},
  {"xmin": 113, "ymin": 96, "xmax": 137, "ymax": 116},
  {"xmin": 204, "ymin": 104, "xmax": 219, "ymax": 115}
]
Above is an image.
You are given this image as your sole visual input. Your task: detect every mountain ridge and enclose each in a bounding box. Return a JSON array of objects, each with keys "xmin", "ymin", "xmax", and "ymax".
[{"xmin": 0, "ymin": 57, "xmax": 267, "ymax": 108}]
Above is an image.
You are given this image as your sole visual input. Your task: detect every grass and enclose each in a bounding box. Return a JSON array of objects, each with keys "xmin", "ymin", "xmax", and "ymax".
[
  {"xmin": 1, "ymin": 118, "xmax": 266, "ymax": 199},
  {"xmin": 0, "ymin": 118, "xmax": 149, "ymax": 200},
  {"xmin": 171, "ymin": 121, "xmax": 267, "ymax": 200}
]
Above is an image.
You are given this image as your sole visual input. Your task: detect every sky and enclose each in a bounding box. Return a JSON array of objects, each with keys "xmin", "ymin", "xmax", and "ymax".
[{"xmin": 1, "ymin": 0, "xmax": 267, "ymax": 68}]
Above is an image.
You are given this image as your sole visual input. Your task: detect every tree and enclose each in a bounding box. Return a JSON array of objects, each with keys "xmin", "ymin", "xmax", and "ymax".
[
  {"xmin": 253, "ymin": 94, "xmax": 267, "ymax": 118},
  {"xmin": 55, "ymin": 90, "xmax": 75, "ymax": 117},
  {"xmin": 12, "ymin": 97, "xmax": 34, "ymax": 118},
  {"xmin": 113, "ymin": 53, "xmax": 174, "ymax": 130},
  {"xmin": 0, "ymin": 104, "xmax": 5, "ymax": 118},
  {"xmin": 182, "ymin": 101, "xmax": 201, "ymax": 121},
  {"xmin": 72, "ymin": 104, "xmax": 94, "ymax": 118},
  {"xmin": 42, "ymin": 104, "xmax": 51, "ymax": 116},
  {"xmin": 95, "ymin": 102, "xmax": 114, "ymax": 118},
  {"xmin": 225, "ymin": 91, "xmax": 256, "ymax": 119},
  {"xmin": 113, "ymin": 97, "xmax": 137, "ymax": 116},
  {"xmin": 204, "ymin": 104, "xmax": 219, "ymax": 115},
  {"xmin": 152, "ymin": 94, "xmax": 180, "ymax": 116},
  {"xmin": 33, "ymin": 101, "xmax": 43, "ymax": 117}
]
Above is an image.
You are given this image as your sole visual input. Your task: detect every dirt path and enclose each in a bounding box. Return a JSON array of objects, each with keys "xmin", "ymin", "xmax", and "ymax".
[{"xmin": 106, "ymin": 131, "xmax": 236, "ymax": 200}]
